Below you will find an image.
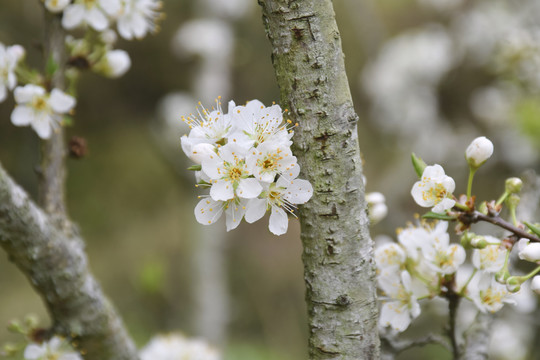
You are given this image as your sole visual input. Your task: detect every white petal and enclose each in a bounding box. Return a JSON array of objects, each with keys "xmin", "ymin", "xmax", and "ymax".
[
  {"xmin": 14, "ymin": 84, "xmax": 45, "ymax": 104},
  {"xmin": 104, "ymin": 50, "xmax": 131, "ymax": 78},
  {"xmin": 380, "ymin": 302, "xmax": 411, "ymax": 332},
  {"xmin": 245, "ymin": 198, "xmax": 267, "ymax": 223},
  {"xmin": 45, "ymin": 0, "xmax": 70, "ymax": 13},
  {"xmin": 117, "ymin": 17, "xmax": 134, "ymax": 40},
  {"xmin": 23, "ymin": 344, "xmax": 46, "ymax": 359},
  {"xmin": 237, "ymin": 178, "xmax": 263, "ymax": 199},
  {"xmin": 225, "ymin": 201, "xmax": 247, "ymax": 231},
  {"xmin": 190, "ymin": 143, "xmax": 216, "ymax": 165},
  {"xmin": 60, "ymin": 353, "xmax": 83, "ymax": 360},
  {"xmin": 62, "ymin": 4, "xmax": 85, "ymax": 29},
  {"xmin": 48, "ymin": 336, "xmax": 63, "ymax": 350},
  {"xmin": 194, "ymin": 198, "xmax": 223, "ymax": 225},
  {"xmin": 86, "ymin": 8, "xmax": 109, "ymax": 31},
  {"xmin": 0, "ymin": 84, "xmax": 6, "ymax": 103},
  {"xmin": 269, "ymin": 207, "xmax": 288, "ymax": 235},
  {"xmin": 7, "ymin": 72, "xmax": 17, "ymax": 90},
  {"xmin": 201, "ymin": 156, "xmax": 224, "ymax": 179},
  {"xmin": 11, "ymin": 105, "xmax": 34, "ymax": 126},
  {"xmin": 422, "ymin": 164, "xmax": 445, "ymax": 179},
  {"xmin": 284, "ymin": 179, "xmax": 313, "ymax": 204},
  {"xmin": 99, "ymin": 0, "xmax": 121, "ymax": 16},
  {"xmin": 49, "ymin": 89, "xmax": 76, "ymax": 114},
  {"xmin": 210, "ymin": 180, "xmax": 234, "ymax": 201},
  {"xmin": 31, "ymin": 114, "xmax": 53, "ymax": 139},
  {"xmin": 131, "ymin": 13, "xmax": 148, "ymax": 39}
]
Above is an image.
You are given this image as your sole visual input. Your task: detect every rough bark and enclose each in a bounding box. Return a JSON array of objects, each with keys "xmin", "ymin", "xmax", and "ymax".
[
  {"xmin": 459, "ymin": 312, "xmax": 491, "ymax": 360},
  {"xmin": 259, "ymin": 1, "xmax": 380, "ymax": 359},
  {"xmin": 0, "ymin": 163, "xmax": 139, "ymax": 360}
]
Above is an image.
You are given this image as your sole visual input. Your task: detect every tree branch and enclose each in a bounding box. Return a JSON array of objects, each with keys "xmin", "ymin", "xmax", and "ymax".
[
  {"xmin": 459, "ymin": 312, "xmax": 492, "ymax": 360},
  {"xmin": 259, "ymin": 1, "xmax": 380, "ymax": 358},
  {"xmin": 0, "ymin": 163, "xmax": 139, "ymax": 359}
]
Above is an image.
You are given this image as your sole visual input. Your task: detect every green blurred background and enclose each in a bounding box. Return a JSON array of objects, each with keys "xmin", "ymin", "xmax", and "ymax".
[{"xmin": 1, "ymin": 0, "xmax": 539, "ymax": 359}]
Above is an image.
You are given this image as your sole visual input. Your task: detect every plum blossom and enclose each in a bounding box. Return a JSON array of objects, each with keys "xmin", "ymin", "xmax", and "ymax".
[
  {"xmin": 117, "ymin": 0, "xmax": 162, "ymax": 40},
  {"xmin": 379, "ymin": 271, "xmax": 421, "ymax": 332},
  {"xmin": 140, "ymin": 333, "xmax": 220, "ymax": 360},
  {"xmin": 419, "ymin": 221, "xmax": 466, "ymax": 274},
  {"xmin": 0, "ymin": 43, "xmax": 25, "ymax": 103},
  {"xmin": 23, "ymin": 336, "xmax": 81, "ymax": 360},
  {"xmin": 95, "ymin": 49, "xmax": 131, "ymax": 78},
  {"xmin": 246, "ymin": 141, "xmax": 298, "ymax": 183},
  {"xmin": 517, "ymin": 239, "xmax": 540, "ymax": 263},
  {"xmin": 366, "ymin": 192, "xmax": 388, "ymax": 225},
  {"xmin": 62, "ymin": 0, "xmax": 122, "ymax": 31},
  {"xmin": 11, "ymin": 84, "xmax": 76, "ymax": 139},
  {"xmin": 194, "ymin": 196, "xmax": 248, "ymax": 232},
  {"xmin": 469, "ymin": 272, "xmax": 515, "ymax": 313},
  {"xmin": 411, "ymin": 164, "xmax": 456, "ymax": 213},
  {"xmin": 472, "ymin": 237, "xmax": 507, "ymax": 273},
  {"xmin": 375, "ymin": 243, "xmax": 406, "ymax": 278},
  {"xmin": 466, "ymin": 136, "xmax": 494, "ymax": 168},
  {"xmin": 245, "ymin": 174, "xmax": 313, "ymax": 235}
]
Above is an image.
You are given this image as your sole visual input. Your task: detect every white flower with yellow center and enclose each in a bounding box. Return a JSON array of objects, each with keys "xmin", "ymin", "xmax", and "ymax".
[
  {"xmin": 469, "ymin": 272, "xmax": 515, "ymax": 313},
  {"xmin": 245, "ymin": 172, "xmax": 313, "ymax": 235},
  {"xmin": 194, "ymin": 196, "xmax": 248, "ymax": 231},
  {"xmin": 200, "ymin": 143, "xmax": 262, "ymax": 201},
  {"xmin": 44, "ymin": 0, "xmax": 71, "ymax": 13},
  {"xmin": 375, "ymin": 243, "xmax": 406, "ymax": 278},
  {"xmin": 62, "ymin": 0, "xmax": 122, "ymax": 31},
  {"xmin": 180, "ymin": 98, "xmax": 233, "ymax": 158},
  {"xmin": 379, "ymin": 271, "xmax": 421, "ymax": 332},
  {"xmin": 11, "ymin": 84, "xmax": 76, "ymax": 139},
  {"xmin": 24, "ymin": 336, "xmax": 81, "ymax": 360},
  {"xmin": 420, "ymin": 221, "xmax": 465, "ymax": 274},
  {"xmin": 228, "ymin": 100, "xmax": 293, "ymax": 149},
  {"xmin": 411, "ymin": 164, "xmax": 455, "ymax": 213},
  {"xmin": 0, "ymin": 43, "xmax": 24, "ymax": 103},
  {"xmin": 472, "ymin": 236, "xmax": 507, "ymax": 273},
  {"xmin": 117, "ymin": 0, "xmax": 162, "ymax": 40},
  {"xmin": 246, "ymin": 141, "xmax": 298, "ymax": 183}
]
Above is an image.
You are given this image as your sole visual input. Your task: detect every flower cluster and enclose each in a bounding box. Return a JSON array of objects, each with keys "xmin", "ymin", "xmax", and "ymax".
[
  {"xmin": 180, "ymin": 99, "xmax": 313, "ymax": 235},
  {"xmin": 139, "ymin": 333, "xmax": 220, "ymax": 360},
  {"xmin": 376, "ymin": 136, "xmax": 540, "ymax": 333},
  {"xmin": 23, "ymin": 336, "xmax": 81, "ymax": 360}
]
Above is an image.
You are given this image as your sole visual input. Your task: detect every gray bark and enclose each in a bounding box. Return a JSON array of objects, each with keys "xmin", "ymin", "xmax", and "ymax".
[
  {"xmin": 459, "ymin": 312, "xmax": 491, "ymax": 360},
  {"xmin": 259, "ymin": 1, "xmax": 380, "ymax": 359},
  {"xmin": 0, "ymin": 163, "xmax": 139, "ymax": 360}
]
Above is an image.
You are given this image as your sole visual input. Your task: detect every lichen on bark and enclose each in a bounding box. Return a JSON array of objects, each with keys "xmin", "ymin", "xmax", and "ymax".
[{"xmin": 259, "ymin": 1, "xmax": 380, "ymax": 358}]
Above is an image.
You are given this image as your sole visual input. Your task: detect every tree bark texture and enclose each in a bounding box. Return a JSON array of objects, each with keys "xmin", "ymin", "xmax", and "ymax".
[
  {"xmin": 459, "ymin": 312, "xmax": 491, "ymax": 360},
  {"xmin": 259, "ymin": 1, "xmax": 380, "ymax": 359},
  {"xmin": 0, "ymin": 163, "xmax": 139, "ymax": 360}
]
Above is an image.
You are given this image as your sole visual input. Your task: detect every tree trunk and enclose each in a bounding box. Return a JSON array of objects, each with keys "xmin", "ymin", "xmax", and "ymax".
[{"xmin": 259, "ymin": 1, "xmax": 380, "ymax": 359}]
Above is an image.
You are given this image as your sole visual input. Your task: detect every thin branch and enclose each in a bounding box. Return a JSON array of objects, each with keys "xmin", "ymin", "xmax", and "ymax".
[
  {"xmin": 382, "ymin": 333, "xmax": 451, "ymax": 355},
  {"xmin": 458, "ymin": 211, "xmax": 540, "ymax": 242},
  {"xmin": 0, "ymin": 163, "xmax": 139, "ymax": 360},
  {"xmin": 459, "ymin": 312, "xmax": 492, "ymax": 360},
  {"xmin": 447, "ymin": 293, "xmax": 460, "ymax": 360}
]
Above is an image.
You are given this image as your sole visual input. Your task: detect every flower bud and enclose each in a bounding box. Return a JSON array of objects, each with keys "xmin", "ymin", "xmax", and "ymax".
[
  {"xmin": 505, "ymin": 177, "xmax": 523, "ymax": 194},
  {"xmin": 495, "ymin": 269, "xmax": 510, "ymax": 284},
  {"xmin": 531, "ymin": 275, "xmax": 540, "ymax": 294},
  {"xmin": 478, "ymin": 201, "xmax": 488, "ymax": 215},
  {"xmin": 471, "ymin": 235, "xmax": 487, "ymax": 249},
  {"xmin": 506, "ymin": 276, "xmax": 522, "ymax": 293},
  {"xmin": 466, "ymin": 136, "xmax": 494, "ymax": 169},
  {"xmin": 460, "ymin": 232, "xmax": 475, "ymax": 249},
  {"xmin": 95, "ymin": 50, "xmax": 131, "ymax": 78},
  {"xmin": 518, "ymin": 242, "xmax": 540, "ymax": 263}
]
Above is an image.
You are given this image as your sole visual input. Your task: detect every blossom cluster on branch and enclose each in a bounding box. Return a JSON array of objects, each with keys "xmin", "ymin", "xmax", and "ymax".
[
  {"xmin": 376, "ymin": 136, "xmax": 540, "ymax": 334},
  {"xmin": 1, "ymin": 0, "xmax": 162, "ymax": 139},
  {"xmin": 180, "ymin": 98, "xmax": 313, "ymax": 235}
]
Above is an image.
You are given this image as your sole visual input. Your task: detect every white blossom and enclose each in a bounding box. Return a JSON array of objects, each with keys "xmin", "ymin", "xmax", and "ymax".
[
  {"xmin": 44, "ymin": 0, "xmax": 71, "ymax": 13},
  {"xmin": 465, "ymin": 136, "xmax": 494, "ymax": 168},
  {"xmin": 530, "ymin": 275, "xmax": 540, "ymax": 295},
  {"xmin": 96, "ymin": 49, "xmax": 131, "ymax": 78},
  {"xmin": 24, "ymin": 336, "xmax": 81, "ymax": 360},
  {"xmin": 375, "ymin": 243, "xmax": 406, "ymax": 278},
  {"xmin": 194, "ymin": 196, "xmax": 247, "ymax": 231},
  {"xmin": 62, "ymin": 0, "xmax": 122, "ymax": 31},
  {"xmin": 140, "ymin": 333, "xmax": 221, "ymax": 360},
  {"xmin": 245, "ymin": 173, "xmax": 313, "ymax": 236},
  {"xmin": 472, "ymin": 237, "xmax": 507, "ymax": 273},
  {"xmin": 411, "ymin": 164, "xmax": 456, "ymax": 213},
  {"xmin": 245, "ymin": 141, "xmax": 298, "ymax": 183},
  {"xmin": 366, "ymin": 192, "xmax": 388, "ymax": 224},
  {"xmin": 117, "ymin": 0, "xmax": 162, "ymax": 40},
  {"xmin": 0, "ymin": 43, "xmax": 25, "ymax": 103},
  {"xmin": 11, "ymin": 85, "xmax": 76, "ymax": 139},
  {"xmin": 469, "ymin": 272, "xmax": 515, "ymax": 313},
  {"xmin": 379, "ymin": 271, "xmax": 421, "ymax": 332},
  {"xmin": 518, "ymin": 241, "xmax": 540, "ymax": 263},
  {"xmin": 419, "ymin": 221, "xmax": 465, "ymax": 274}
]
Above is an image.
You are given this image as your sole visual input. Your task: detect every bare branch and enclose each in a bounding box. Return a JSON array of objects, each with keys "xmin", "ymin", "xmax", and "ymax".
[{"xmin": 0, "ymin": 163, "xmax": 139, "ymax": 360}]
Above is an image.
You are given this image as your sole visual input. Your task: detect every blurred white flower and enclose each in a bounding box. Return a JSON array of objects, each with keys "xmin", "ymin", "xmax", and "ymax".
[
  {"xmin": 518, "ymin": 241, "xmax": 540, "ymax": 263},
  {"xmin": 366, "ymin": 192, "xmax": 388, "ymax": 225},
  {"xmin": 375, "ymin": 243, "xmax": 406, "ymax": 278},
  {"xmin": 0, "ymin": 43, "xmax": 24, "ymax": 103},
  {"xmin": 117, "ymin": 0, "xmax": 161, "ymax": 40},
  {"xmin": 472, "ymin": 237, "xmax": 507, "ymax": 273},
  {"xmin": 530, "ymin": 275, "xmax": 540, "ymax": 295},
  {"xmin": 379, "ymin": 271, "xmax": 421, "ymax": 332},
  {"xmin": 24, "ymin": 336, "xmax": 81, "ymax": 360},
  {"xmin": 62, "ymin": 0, "xmax": 121, "ymax": 31},
  {"xmin": 140, "ymin": 333, "xmax": 221, "ymax": 360},
  {"xmin": 11, "ymin": 85, "xmax": 75, "ymax": 139},
  {"xmin": 196, "ymin": 0, "xmax": 254, "ymax": 20},
  {"xmin": 96, "ymin": 49, "xmax": 131, "ymax": 78},
  {"xmin": 420, "ymin": 221, "xmax": 465, "ymax": 274},
  {"xmin": 411, "ymin": 164, "xmax": 456, "ymax": 213},
  {"xmin": 172, "ymin": 19, "xmax": 233, "ymax": 59},
  {"xmin": 44, "ymin": 0, "xmax": 71, "ymax": 13}
]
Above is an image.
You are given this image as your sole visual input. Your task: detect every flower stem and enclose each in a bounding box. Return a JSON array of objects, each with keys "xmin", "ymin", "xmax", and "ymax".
[
  {"xmin": 447, "ymin": 293, "xmax": 461, "ymax": 360},
  {"xmin": 519, "ymin": 266, "xmax": 540, "ymax": 282},
  {"xmin": 467, "ymin": 167, "xmax": 477, "ymax": 200},
  {"xmin": 495, "ymin": 191, "xmax": 509, "ymax": 207},
  {"xmin": 458, "ymin": 268, "xmax": 477, "ymax": 296}
]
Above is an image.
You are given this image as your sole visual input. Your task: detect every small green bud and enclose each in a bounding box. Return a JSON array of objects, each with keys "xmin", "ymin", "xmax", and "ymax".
[
  {"xmin": 506, "ymin": 276, "xmax": 522, "ymax": 293},
  {"xmin": 460, "ymin": 232, "xmax": 476, "ymax": 249},
  {"xmin": 7, "ymin": 320, "xmax": 23, "ymax": 334},
  {"xmin": 478, "ymin": 201, "xmax": 488, "ymax": 215},
  {"xmin": 3, "ymin": 343, "xmax": 18, "ymax": 356},
  {"xmin": 495, "ymin": 269, "xmax": 510, "ymax": 284},
  {"xmin": 506, "ymin": 194, "xmax": 520, "ymax": 208},
  {"xmin": 471, "ymin": 235, "xmax": 487, "ymax": 249},
  {"xmin": 24, "ymin": 314, "xmax": 39, "ymax": 328},
  {"xmin": 505, "ymin": 177, "xmax": 523, "ymax": 194}
]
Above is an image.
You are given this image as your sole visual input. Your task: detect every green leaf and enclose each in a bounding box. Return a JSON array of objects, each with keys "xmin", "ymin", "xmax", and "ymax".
[
  {"xmin": 524, "ymin": 221, "xmax": 540, "ymax": 237},
  {"xmin": 411, "ymin": 153, "xmax": 427, "ymax": 178},
  {"xmin": 422, "ymin": 211, "xmax": 457, "ymax": 221},
  {"xmin": 45, "ymin": 55, "xmax": 58, "ymax": 77},
  {"xmin": 187, "ymin": 164, "xmax": 202, "ymax": 171}
]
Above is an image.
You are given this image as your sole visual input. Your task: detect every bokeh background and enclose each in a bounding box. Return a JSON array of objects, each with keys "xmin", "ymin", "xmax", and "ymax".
[{"xmin": 1, "ymin": 0, "xmax": 540, "ymax": 359}]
